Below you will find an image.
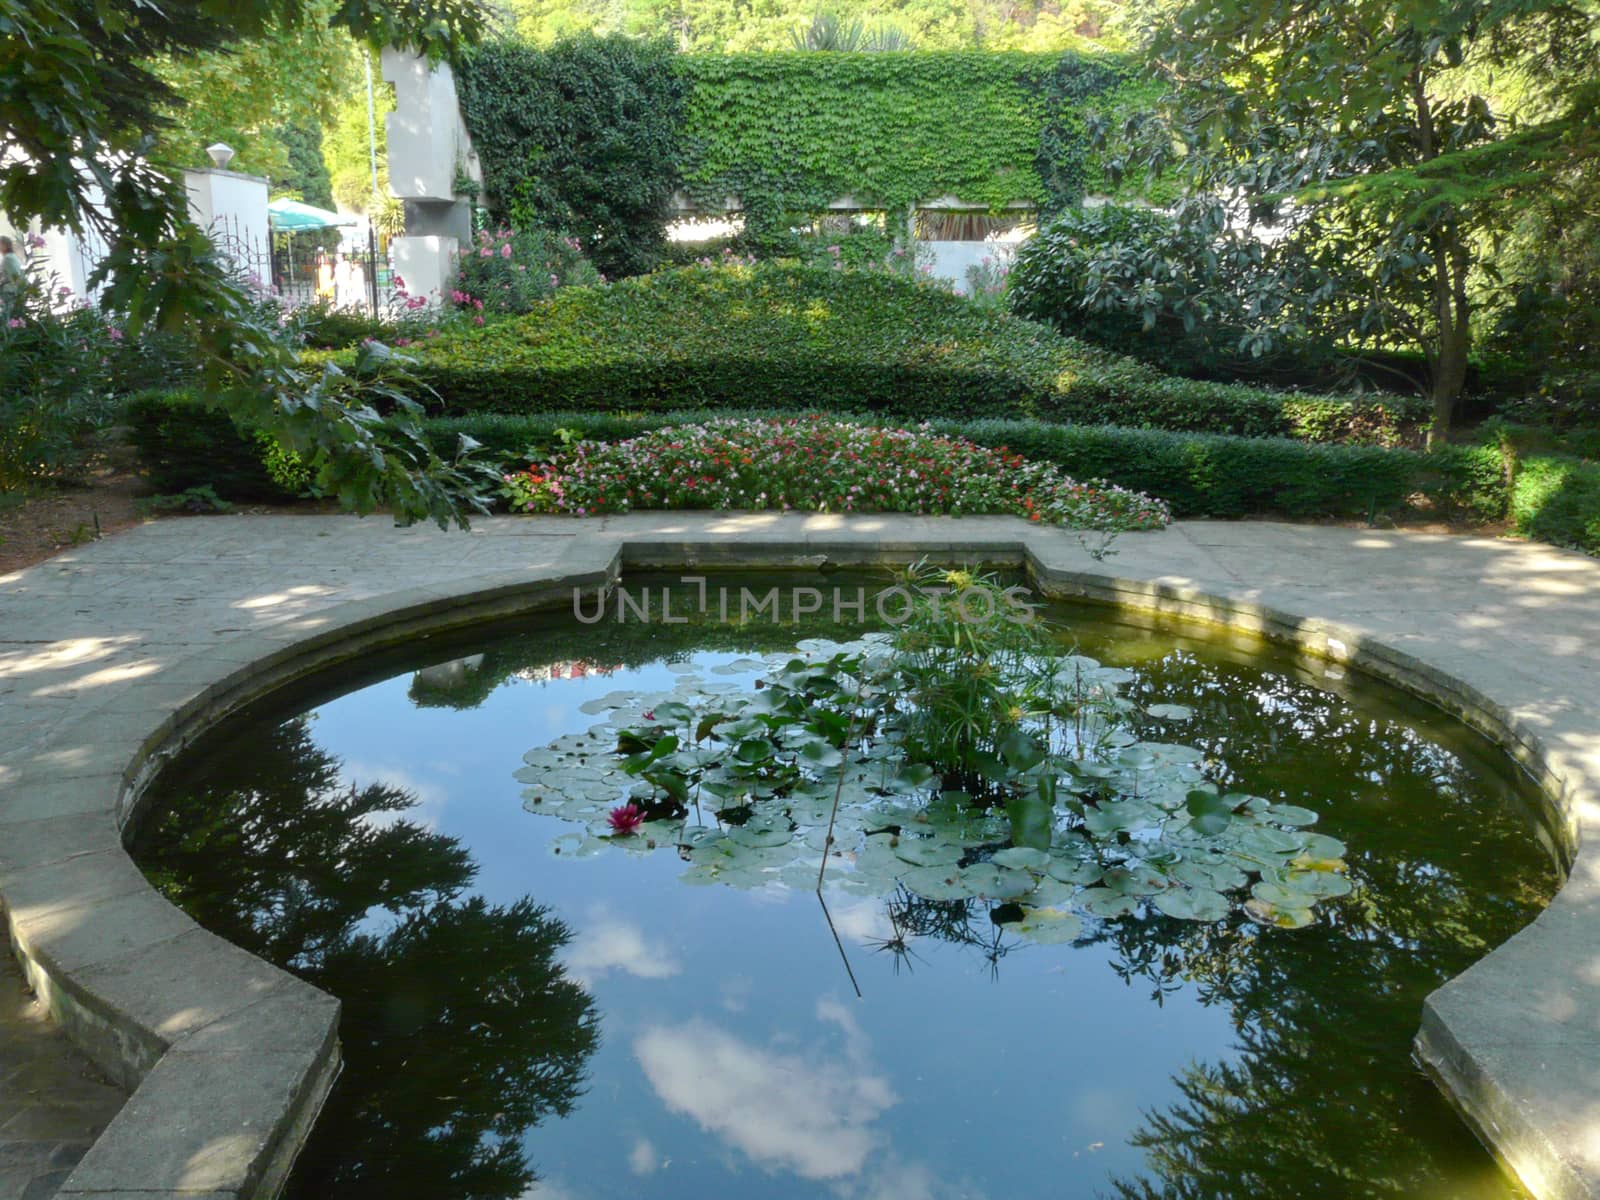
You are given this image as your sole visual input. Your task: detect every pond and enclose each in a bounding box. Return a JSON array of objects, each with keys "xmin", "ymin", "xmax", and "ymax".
[{"xmin": 131, "ymin": 571, "xmax": 1560, "ymax": 1200}]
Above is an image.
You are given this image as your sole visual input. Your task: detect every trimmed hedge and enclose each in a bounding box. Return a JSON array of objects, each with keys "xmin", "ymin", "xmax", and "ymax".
[
  {"xmin": 128, "ymin": 391, "xmax": 1513, "ymax": 525},
  {"xmin": 1512, "ymin": 455, "xmax": 1600, "ymax": 555},
  {"xmin": 350, "ymin": 265, "xmax": 1427, "ymax": 444},
  {"xmin": 125, "ymin": 390, "xmax": 301, "ymax": 502}
]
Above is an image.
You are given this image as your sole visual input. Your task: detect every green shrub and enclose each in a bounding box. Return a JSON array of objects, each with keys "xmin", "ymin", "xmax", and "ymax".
[
  {"xmin": 127, "ymin": 390, "xmax": 1520, "ymax": 529},
  {"xmin": 453, "ymin": 225, "xmax": 602, "ymax": 315},
  {"xmin": 458, "ymin": 35, "xmax": 687, "ymax": 279},
  {"xmin": 124, "ymin": 390, "xmax": 302, "ymax": 502},
  {"xmin": 362, "ymin": 265, "xmax": 1425, "ymax": 443},
  {"xmin": 1009, "ymin": 204, "xmax": 1339, "ymax": 385},
  {"xmin": 1512, "ymin": 455, "xmax": 1600, "ymax": 555}
]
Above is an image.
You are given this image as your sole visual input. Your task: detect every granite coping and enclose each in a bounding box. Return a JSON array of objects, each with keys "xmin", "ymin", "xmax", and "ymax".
[{"xmin": 0, "ymin": 513, "xmax": 1597, "ymax": 1198}]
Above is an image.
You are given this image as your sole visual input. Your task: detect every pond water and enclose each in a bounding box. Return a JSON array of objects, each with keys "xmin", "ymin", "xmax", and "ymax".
[{"xmin": 131, "ymin": 573, "xmax": 1560, "ymax": 1200}]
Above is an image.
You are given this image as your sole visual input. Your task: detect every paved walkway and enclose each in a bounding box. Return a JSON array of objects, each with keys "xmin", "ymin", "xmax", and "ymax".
[
  {"xmin": 0, "ymin": 954, "xmax": 122, "ymax": 1200},
  {"xmin": 1, "ymin": 513, "xmax": 1598, "ymax": 1199}
]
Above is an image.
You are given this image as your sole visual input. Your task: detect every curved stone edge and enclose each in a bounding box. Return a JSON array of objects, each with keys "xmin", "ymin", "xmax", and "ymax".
[{"xmin": 0, "ymin": 529, "xmax": 1592, "ymax": 1198}]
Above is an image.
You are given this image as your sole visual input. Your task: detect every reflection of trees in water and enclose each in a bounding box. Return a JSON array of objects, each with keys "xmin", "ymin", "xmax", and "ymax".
[
  {"xmin": 1099, "ymin": 654, "xmax": 1556, "ymax": 1200},
  {"xmin": 869, "ymin": 652, "xmax": 1555, "ymax": 1200},
  {"xmin": 133, "ymin": 719, "xmax": 599, "ymax": 1200}
]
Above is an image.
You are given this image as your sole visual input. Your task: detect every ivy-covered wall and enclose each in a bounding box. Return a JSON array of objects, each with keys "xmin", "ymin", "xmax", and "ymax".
[
  {"xmin": 458, "ymin": 40, "xmax": 1147, "ymax": 254},
  {"xmin": 676, "ymin": 52, "xmax": 1132, "ymax": 224}
]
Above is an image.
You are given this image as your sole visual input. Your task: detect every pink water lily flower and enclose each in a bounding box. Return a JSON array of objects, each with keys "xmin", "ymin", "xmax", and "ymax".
[{"xmin": 607, "ymin": 803, "xmax": 645, "ymax": 836}]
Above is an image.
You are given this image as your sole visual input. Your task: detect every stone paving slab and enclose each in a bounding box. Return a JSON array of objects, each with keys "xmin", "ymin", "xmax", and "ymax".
[{"xmin": 1, "ymin": 513, "xmax": 1599, "ymax": 1198}]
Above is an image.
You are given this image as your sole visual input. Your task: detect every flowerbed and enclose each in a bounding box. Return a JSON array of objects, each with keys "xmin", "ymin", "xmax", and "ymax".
[{"xmin": 502, "ymin": 417, "xmax": 1171, "ymax": 532}]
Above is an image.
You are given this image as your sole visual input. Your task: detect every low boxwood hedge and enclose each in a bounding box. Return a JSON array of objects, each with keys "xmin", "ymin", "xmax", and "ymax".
[
  {"xmin": 332, "ymin": 265, "xmax": 1427, "ymax": 444},
  {"xmin": 1511, "ymin": 455, "xmax": 1600, "ymax": 555},
  {"xmin": 127, "ymin": 390, "xmax": 1516, "ymax": 526},
  {"xmin": 125, "ymin": 389, "xmax": 302, "ymax": 502}
]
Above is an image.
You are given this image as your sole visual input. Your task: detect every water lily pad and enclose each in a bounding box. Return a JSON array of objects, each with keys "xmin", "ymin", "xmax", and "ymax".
[
  {"xmin": 991, "ymin": 847, "xmax": 1051, "ymax": 871},
  {"xmin": 1104, "ymin": 866, "xmax": 1167, "ymax": 896},
  {"xmin": 893, "ymin": 838, "xmax": 963, "ymax": 868},
  {"xmin": 1078, "ymin": 888, "xmax": 1139, "ymax": 918},
  {"xmin": 1245, "ymin": 898, "xmax": 1315, "ymax": 929},
  {"xmin": 900, "ymin": 864, "xmax": 968, "ymax": 901},
  {"xmin": 1295, "ymin": 833, "xmax": 1348, "ymax": 860},
  {"xmin": 1012, "ymin": 908, "xmax": 1084, "ymax": 944},
  {"xmin": 961, "ymin": 863, "xmax": 1035, "ymax": 900},
  {"xmin": 727, "ymin": 824, "xmax": 795, "ymax": 849},
  {"xmin": 1152, "ymin": 886, "xmax": 1231, "ymax": 921},
  {"xmin": 1265, "ymin": 803, "xmax": 1319, "ymax": 827},
  {"xmin": 1146, "ymin": 704, "xmax": 1194, "ymax": 721},
  {"xmin": 1283, "ymin": 867, "xmax": 1352, "ymax": 898},
  {"xmin": 1046, "ymin": 857, "xmax": 1103, "ymax": 886}
]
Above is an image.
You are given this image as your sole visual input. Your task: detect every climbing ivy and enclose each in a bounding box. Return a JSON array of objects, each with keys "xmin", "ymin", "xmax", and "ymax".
[{"xmin": 460, "ymin": 43, "xmax": 1149, "ymax": 259}]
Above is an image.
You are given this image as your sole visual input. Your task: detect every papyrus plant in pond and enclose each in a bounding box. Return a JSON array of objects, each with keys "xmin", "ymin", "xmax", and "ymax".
[{"xmin": 517, "ymin": 570, "xmax": 1349, "ymax": 937}]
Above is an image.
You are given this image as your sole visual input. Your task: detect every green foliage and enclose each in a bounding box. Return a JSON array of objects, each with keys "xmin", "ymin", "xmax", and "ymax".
[
  {"xmin": 277, "ymin": 122, "xmax": 337, "ymax": 210},
  {"xmin": 1511, "ymin": 455, "xmax": 1600, "ymax": 556},
  {"xmin": 458, "ymin": 45, "xmax": 1152, "ymax": 252},
  {"xmin": 453, "ymin": 225, "xmax": 602, "ymax": 314},
  {"xmin": 356, "ymin": 264, "xmax": 1424, "ymax": 442},
  {"xmin": 675, "ymin": 51, "xmax": 1134, "ymax": 240},
  {"xmin": 138, "ymin": 485, "xmax": 236, "ymax": 514},
  {"xmin": 1011, "ymin": 203, "xmax": 1334, "ymax": 382},
  {"xmin": 129, "ymin": 389, "xmax": 1525, "ymax": 529},
  {"xmin": 126, "ymin": 389, "xmax": 304, "ymax": 501},
  {"xmin": 1097, "ymin": 0, "xmax": 1600, "ymax": 435},
  {"xmin": 458, "ymin": 35, "xmax": 687, "ymax": 279},
  {"xmin": 3, "ymin": 0, "xmax": 499, "ymax": 528}
]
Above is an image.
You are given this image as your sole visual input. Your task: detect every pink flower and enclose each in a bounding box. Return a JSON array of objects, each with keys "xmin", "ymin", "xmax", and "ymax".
[
  {"xmin": 500, "ymin": 243, "xmax": 513, "ymax": 259},
  {"xmin": 26, "ymin": 233, "xmax": 46, "ymax": 249},
  {"xmin": 549, "ymin": 274, "xmax": 559, "ymax": 288},
  {"xmin": 473, "ymin": 314, "xmax": 484, "ymax": 325},
  {"xmin": 107, "ymin": 327, "xmax": 124, "ymax": 341},
  {"xmin": 392, "ymin": 274, "xmax": 406, "ymax": 290},
  {"xmin": 607, "ymin": 804, "xmax": 646, "ymax": 835},
  {"xmin": 7, "ymin": 317, "xmax": 23, "ymax": 328},
  {"xmin": 479, "ymin": 247, "xmax": 493, "ymax": 258}
]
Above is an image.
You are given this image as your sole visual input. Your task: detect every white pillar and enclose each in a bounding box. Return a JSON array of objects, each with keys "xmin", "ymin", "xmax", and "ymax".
[{"xmin": 393, "ymin": 235, "xmax": 458, "ymax": 305}]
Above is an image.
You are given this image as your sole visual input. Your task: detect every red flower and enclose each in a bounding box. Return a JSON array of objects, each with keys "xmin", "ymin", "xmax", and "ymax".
[{"xmin": 607, "ymin": 803, "xmax": 646, "ymax": 836}]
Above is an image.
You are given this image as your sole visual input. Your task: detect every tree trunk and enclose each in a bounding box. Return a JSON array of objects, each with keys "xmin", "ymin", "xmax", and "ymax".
[{"xmin": 1425, "ymin": 222, "xmax": 1472, "ymax": 447}]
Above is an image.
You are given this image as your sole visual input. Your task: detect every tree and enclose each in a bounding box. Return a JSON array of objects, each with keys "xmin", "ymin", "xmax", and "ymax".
[
  {"xmin": 150, "ymin": 0, "xmax": 354, "ymax": 179},
  {"xmin": 0, "ymin": 0, "xmax": 499, "ymax": 526},
  {"xmin": 135, "ymin": 718, "xmax": 600, "ymax": 1200},
  {"xmin": 1090, "ymin": 0, "xmax": 1600, "ymax": 439}
]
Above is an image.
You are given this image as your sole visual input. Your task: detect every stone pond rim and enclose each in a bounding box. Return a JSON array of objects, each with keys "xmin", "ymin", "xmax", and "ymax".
[{"xmin": 0, "ymin": 514, "xmax": 1595, "ymax": 1199}]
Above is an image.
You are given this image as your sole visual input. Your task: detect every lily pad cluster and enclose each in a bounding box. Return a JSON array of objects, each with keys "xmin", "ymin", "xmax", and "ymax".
[{"xmin": 515, "ymin": 637, "xmax": 1351, "ymax": 942}]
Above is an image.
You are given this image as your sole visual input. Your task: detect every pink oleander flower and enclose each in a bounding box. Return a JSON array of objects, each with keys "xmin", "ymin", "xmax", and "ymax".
[
  {"xmin": 549, "ymin": 273, "xmax": 560, "ymax": 288},
  {"xmin": 7, "ymin": 318, "xmax": 24, "ymax": 328},
  {"xmin": 473, "ymin": 314, "xmax": 485, "ymax": 325},
  {"xmin": 26, "ymin": 233, "xmax": 47, "ymax": 249},
  {"xmin": 479, "ymin": 247, "xmax": 493, "ymax": 258},
  {"xmin": 607, "ymin": 803, "xmax": 645, "ymax": 835},
  {"xmin": 107, "ymin": 327, "xmax": 124, "ymax": 341},
  {"xmin": 500, "ymin": 243, "xmax": 513, "ymax": 259}
]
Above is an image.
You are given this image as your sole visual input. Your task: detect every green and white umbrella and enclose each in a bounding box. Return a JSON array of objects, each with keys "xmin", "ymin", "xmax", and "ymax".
[{"xmin": 267, "ymin": 198, "xmax": 357, "ymax": 233}]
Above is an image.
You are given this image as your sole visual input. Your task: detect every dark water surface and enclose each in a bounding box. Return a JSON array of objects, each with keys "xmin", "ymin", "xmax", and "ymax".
[{"xmin": 132, "ymin": 575, "xmax": 1559, "ymax": 1200}]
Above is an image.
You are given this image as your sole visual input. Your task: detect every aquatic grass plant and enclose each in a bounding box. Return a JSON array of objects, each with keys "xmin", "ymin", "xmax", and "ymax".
[
  {"xmin": 518, "ymin": 569, "xmax": 1349, "ymax": 937},
  {"xmin": 503, "ymin": 416, "xmax": 1171, "ymax": 545}
]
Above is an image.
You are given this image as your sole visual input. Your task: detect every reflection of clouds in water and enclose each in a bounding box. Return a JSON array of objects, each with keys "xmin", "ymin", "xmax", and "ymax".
[
  {"xmin": 830, "ymin": 898, "xmax": 896, "ymax": 946},
  {"xmin": 720, "ymin": 973, "xmax": 754, "ymax": 1013},
  {"xmin": 340, "ymin": 760, "xmax": 449, "ymax": 830},
  {"xmin": 629, "ymin": 1137, "xmax": 659, "ymax": 1176},
  {"xmin": 563, "ymin": 911, "xmax": 682, "ymax": 987},
  {"xmin": 634, "ymin": 1007, "xmax": 896, "ymax": 1180},
  {"xmin": 840, "ymin": 1155, "xmax": 990, "ymax": 1200},
  {"xmin": 520, "ymin": 1180, "xmax": 582, "ymax": 1199}
]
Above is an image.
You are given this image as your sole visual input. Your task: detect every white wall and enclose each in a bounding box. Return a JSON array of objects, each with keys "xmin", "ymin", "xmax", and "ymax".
[
  {"xmin": 382, "ymin": 50, "xmax": 481, "ymax": 202},
  {"xmin": 183, "ymin": 167, "xmax": 271, "ymax": 281}
]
